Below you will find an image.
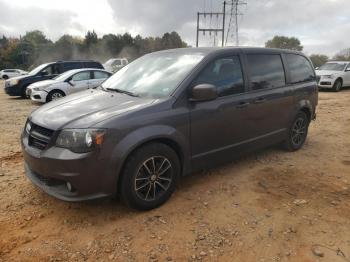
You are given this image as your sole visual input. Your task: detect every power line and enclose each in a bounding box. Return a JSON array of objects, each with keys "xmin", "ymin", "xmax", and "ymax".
[
  {"xmin": 225, "ymin": 0, "xmax": 247, "ymax": 46},
  {"xmin": 196, "ymin": 1, "xmax": 227, "ymax": 47}
]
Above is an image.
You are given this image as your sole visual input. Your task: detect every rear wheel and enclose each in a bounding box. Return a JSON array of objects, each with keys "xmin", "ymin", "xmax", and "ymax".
[
  {"xmin": 283, "ymin": 111, "xmax": 310, "ymax": 151},
  {"xmin": 47, "ymin": 90, "xmax": 65, "ymax": 102},
  {"xmin": 120, "ymin": 143, "xmax": 180, "ymax": 210},
  {"xmin": 332, "ymin": 79, "xmax": 342, "ymax": 92}
]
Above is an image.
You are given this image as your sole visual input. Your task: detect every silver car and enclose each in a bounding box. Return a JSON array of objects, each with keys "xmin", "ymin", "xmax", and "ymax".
[{"xmin": 27, "ymin": 68, "xmax": 111, "ymax": 103}]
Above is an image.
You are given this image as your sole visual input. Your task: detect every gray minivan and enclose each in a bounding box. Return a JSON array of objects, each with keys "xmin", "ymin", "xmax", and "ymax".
[{"xmin": 21, "ymin": 47, "xmax": 318, "ymax": 210}]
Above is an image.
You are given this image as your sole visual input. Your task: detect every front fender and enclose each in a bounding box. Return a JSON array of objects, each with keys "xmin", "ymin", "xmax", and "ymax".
[{"xmin": 109, "ymin": 124, "xmax": 191, "ymax": 188}]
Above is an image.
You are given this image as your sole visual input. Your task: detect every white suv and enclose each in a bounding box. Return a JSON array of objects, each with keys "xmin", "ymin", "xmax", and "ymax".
[
  {"xmin": 103, "ymin": 58, "xmax": 128, "ymax": 73},
  {"xmin": 316, "ymin": 61, "xmax": 350, "ymax": 92},
  {"xmin": 0, "ymin": 69, "xmax": 27, "ymax": 79}
]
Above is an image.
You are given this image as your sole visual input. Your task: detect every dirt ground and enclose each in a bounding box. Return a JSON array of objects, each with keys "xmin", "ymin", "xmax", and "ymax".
[{"xmin": 1, "ymin": 81, "xmax": 350, "ymax": 262}]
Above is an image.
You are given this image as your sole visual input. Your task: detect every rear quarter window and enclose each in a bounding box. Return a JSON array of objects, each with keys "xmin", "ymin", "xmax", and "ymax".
[
  {"xmin": 247, "ymin": 54, "xmax": 286, "ymax": 90},
  {"xmin": 285, "ymin": 54, "xmax": 316, "ymax": 84}
]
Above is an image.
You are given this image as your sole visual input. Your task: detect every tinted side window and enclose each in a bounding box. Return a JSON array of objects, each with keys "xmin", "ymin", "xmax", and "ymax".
[
  {"xmin": 42, "ymin": 64, "xmax": 60, "ymax": 75},
  {"xmin": 85, "ymin": 62, "xmax": 103, "ymax": 69},
  {"xmin": 193, "ymin": 56, "xmax": 244, "ymax": 97},
  {"xmin": 285, "ymin": 54, "xmax": 315, "ymax": 83},
  {"xmin": 247, "ymin": 54, "xmax": 285, "ymax": 90},
  {"xmin": 64, "ymin": 62, "xmax": 82, "ymax": 71}
]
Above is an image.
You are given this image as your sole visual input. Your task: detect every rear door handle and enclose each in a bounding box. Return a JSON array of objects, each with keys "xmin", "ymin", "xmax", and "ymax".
[
  {"xmin": 253, "ymin": 97, "xmax": 267, "ymax": 104},
  {"xmin": 236, "ymin": 101, "xmax": 250, "ymax": 109}
]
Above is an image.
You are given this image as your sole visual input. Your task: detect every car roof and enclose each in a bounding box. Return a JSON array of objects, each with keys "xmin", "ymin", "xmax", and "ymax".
[
  {"xmin": 64, "ymin": 68, "xmax": 108, "ymax": 75},
  {"xmin": 151, "ymin": 46, "xmax": 306, "ymax": 57}
]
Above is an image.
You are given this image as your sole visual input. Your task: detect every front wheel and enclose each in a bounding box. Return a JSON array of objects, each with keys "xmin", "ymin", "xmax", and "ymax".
[
  {"xmin": 46, "ymin": 90, "xmax": 65, "ymax": 102},
  {"xmin": 2, "ymin": 75, "xmax": 8, "ymax": 80},
  {"xmin": 119, "ymin": 143, "xmax": 180, "ymax": 210},
  {"xmin": 283, "ymin": 111, "xmax": 310, "ymax": 151},
  {"xmin": 332, "ymin": 79, "xmax": 342, "ymax": 92}
]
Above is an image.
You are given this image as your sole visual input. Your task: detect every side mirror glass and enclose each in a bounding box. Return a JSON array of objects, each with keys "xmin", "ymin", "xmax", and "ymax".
[{"xmin": 190, "ymin": 84, "xmax": 218, "ymax": 102}]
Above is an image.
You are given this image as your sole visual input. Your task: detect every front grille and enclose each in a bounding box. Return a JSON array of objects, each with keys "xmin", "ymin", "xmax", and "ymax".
[{"xmin": 28, "ymin": 122, "xmax": 54, "ymax": 150}]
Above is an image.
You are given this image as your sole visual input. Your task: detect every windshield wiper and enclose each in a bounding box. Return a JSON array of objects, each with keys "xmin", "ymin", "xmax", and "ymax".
[{"xmin": 105, "ymin": 87, "xmax": 139, "ymax": 97}]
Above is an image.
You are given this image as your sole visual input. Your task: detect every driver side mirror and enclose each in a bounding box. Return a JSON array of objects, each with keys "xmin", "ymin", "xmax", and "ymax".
[{"xmin": 190, "ymin": 84, "xmax": 218, "ymax": 102}]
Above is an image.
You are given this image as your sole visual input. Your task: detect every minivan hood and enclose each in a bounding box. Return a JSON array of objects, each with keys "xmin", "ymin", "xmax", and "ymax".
[
  {"xmin": 10, "ymin": 75, "xmax": 29, "ymax": 81},
  {"xmin": 30, "ymin": 89, "xmax": 155, "ymax": 130},
  {"xmin": 315, "ymin": 70, "xmax": 342, "ymax": 76}
]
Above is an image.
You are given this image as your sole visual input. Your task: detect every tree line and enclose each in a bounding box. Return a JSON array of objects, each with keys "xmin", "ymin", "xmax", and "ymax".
[
  {"xmin": 265, "ymin": 35, "xmax": 350, "ymax": 67},
  {"xmin": 0, "ymin": 31, "xmax": 348, "ymax": 71},
  {"xmin": 0, "ymin": 30, "xmax": 187, "ymax": 70}
]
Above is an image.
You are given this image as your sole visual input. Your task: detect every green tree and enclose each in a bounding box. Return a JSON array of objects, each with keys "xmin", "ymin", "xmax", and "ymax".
[
  {"xmin": 265, "ymin": 35, "xmax": 303, "ymax": 51},
  {"xmin": 309, "ymin": 54, "xmax": 329, "ymax": 68},
  {"xmin": 84, "ymin": 30, "xmax": 98, "ymax": 48}
]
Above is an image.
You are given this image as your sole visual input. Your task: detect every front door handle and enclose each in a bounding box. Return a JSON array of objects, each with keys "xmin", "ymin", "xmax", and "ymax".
[
  {"xmin": 236, "ymin": 101, "xmax": 250, "ymax": 109},
  {"xmin": 253, "ymin": 97, "xmax": 267, "ymax": 104}
]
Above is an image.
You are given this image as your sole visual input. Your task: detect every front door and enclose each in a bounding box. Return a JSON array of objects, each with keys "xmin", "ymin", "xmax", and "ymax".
[
  {"xmin": 343, "ymin": 64, "xmax": 350, "ymax": 86},
  {"xmin": 189, "ymin": 55, "xmax": 252, "ymax": 169},
  {"xmin": 68, "ymin": 71, "xmax": 92, "ymax": 94}
]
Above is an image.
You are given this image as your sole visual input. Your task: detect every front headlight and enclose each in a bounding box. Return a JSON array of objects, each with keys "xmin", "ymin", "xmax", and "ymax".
[
  {"xmin": 55, "ymin": 129, "xmax": 106, "ymax": 153},
  {"xmin": 323, "ymin": 75, "xmax": 334, "ymax": 79},
  {"xmin": 25, "ymin": 121, "xmax": 32, "ymax": 134},
  {"xmin": 33, "ymin": 87, "xmax": 41, "ymax": 91},
  {"xmin": 9, "ymin": 79, "xmax": 19, "ymax": 86}
]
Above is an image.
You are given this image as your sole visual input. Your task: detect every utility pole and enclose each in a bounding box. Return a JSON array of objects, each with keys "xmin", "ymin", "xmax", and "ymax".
[
  {"xmin": 225, "ymin": 0, "xmax": 247, "ymax": 46},
  {"xmin": 196, "ymin": 1, "xmax": 226, "ymax": 47}
]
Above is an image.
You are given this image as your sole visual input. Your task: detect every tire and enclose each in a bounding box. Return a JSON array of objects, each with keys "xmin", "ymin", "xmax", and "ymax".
[
  {"xmin": 120, "ymin": 143, "xmax": 180, "ymax": 210},
  {"xmin": 46, "ymin": 90, "xmax": 65, "ymax": 102},
  {"xmin": 283, "ymin": 111, "xmax": 310, "ymax": 151},
  {"xmin": 332, "ymin": 79, "xmax": 342, "ymax": 92},
  {"xmin": 2, "ymin": 75, "xmax": 8, "ymax": 80},
  {"xmin": 21, "ymin": 85, "xmax": 29, "ymax": 98}
]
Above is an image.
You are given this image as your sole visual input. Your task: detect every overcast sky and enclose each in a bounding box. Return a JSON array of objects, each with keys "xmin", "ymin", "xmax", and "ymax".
[{"xmin": 0, "ymin": 0, "xmax": 349, "ymax": 56}]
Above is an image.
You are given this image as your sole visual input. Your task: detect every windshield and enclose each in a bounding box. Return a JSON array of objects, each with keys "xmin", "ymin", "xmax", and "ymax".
[
  {"xmin": 318, "ymin": 63, "xmax": 347, "ymax": 71},
  {"xmin": 101, "ymin": 52, "xmax": 205, "ymax": 98},
  {"xmin": 29, "ymin": 63, "xmax": 49, "ymax": 75},
  {"xmin": 53, "ymin": 70, "xmax": 75, "ymax": 81}
]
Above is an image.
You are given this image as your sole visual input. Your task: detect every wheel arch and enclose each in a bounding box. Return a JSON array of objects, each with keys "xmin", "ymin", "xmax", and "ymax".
[
  {"xmin": 46, "ymin": 89, "xmax": 66, "ymax": 102},
  {"xmin": 111, "ymin": 126, "xmax": 191, "ymax": 194},
  {"xmin": 295, "ymin": 99, "xmax": 314, "ymax": 122},
  {"xmin": 336, "ymin": 77, "xmax": 343, "ymax": 84}
]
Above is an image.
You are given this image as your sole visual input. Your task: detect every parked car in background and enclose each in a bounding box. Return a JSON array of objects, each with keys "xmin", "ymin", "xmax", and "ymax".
[
  {"xmin": 103, "ymin": 58, "xmax": 128, "ymax": 73},
  {"xmin": 0, "ymin": 69, "xmax": 27, "ymax": 79},
  {"xmin": 22, "ymin": 47, "xmax": 317, "ymax": 210},
  {"xmin": 316, "ymin": 61, "xmax": 350, "ymax": 92},
  {"xmin": 4, "ymin": 60, "xmax": 104, "ymax": 97},
  {"xmin": 27, "ymin": 69, "xmax": 111, "ymax": 103}
]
